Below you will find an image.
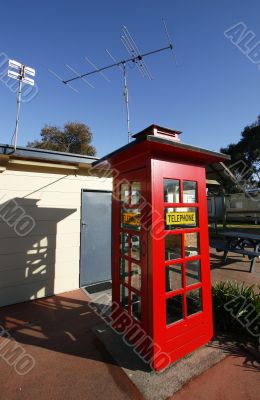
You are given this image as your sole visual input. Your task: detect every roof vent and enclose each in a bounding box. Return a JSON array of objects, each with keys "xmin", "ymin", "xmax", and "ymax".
[{"xmin": 132, "ymin": 124, "xmax": 182, "ymax": 142}]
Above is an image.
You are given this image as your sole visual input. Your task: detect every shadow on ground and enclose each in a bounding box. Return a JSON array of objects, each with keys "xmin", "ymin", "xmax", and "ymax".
[
  {"xmin": 0, "ymin": 291, "xmax": 118, "ymax": 365},
  {"xmin": 208, "ymin": 335, "xmax": 260, "ymax": 376}
]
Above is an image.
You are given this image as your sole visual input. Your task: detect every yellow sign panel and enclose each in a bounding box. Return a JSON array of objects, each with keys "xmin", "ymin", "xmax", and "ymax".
[
  {"xmin": 166, "ymin": 211, "xmax": 196, "ymax": 226},
  {"xmin": 122, "ymin": 212, "xmax": 141, "ymax": 227}
]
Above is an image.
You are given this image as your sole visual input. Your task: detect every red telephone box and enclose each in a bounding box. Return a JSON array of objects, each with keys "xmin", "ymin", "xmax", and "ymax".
[{"xmin": 94, "ymin": 125, "xmax": 229, "ymax": 371}]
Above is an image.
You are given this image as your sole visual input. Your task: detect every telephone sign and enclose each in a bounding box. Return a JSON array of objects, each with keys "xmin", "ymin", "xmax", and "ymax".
[{"xmin": 165, "ymin": 211, "xmax": 196, "ymax": 226}]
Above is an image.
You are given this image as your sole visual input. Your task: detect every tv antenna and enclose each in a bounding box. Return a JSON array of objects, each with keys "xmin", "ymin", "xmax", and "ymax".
[
  {"xmin": 62, "ymin": 19, "xmax": 175, "ymax": 143},
  {"xmin": 8, "ymin": 59, "xmax": 36, "ymax": 151}
]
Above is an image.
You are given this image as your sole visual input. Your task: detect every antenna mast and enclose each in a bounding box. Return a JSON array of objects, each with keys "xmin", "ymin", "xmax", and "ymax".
[
  {"xmin": 8, "ymin": 60, "xmax": 36, "ymax": 151},
  {"xmin": 122, "ymin": 63, "xmax": 131, "ymax": 143},
  {"xmin": 62, "ymin": 21, "xmax": 175, "ymax": 142}
]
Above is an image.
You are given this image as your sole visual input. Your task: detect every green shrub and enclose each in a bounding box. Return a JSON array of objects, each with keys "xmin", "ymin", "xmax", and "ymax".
[{"xmin": 212, "ymin": 281, "xmax": 260, "ymax": 340}]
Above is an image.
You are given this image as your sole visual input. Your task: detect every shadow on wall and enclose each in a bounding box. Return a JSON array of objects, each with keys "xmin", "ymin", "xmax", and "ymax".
[{"xmin": 0, "ymin": 198, "xmax": 76, "ymax": 307}]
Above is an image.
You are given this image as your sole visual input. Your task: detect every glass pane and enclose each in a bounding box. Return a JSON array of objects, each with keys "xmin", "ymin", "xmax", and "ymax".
[
  {"xmin": 187, "ymin": 288, "xmax": 202, "ymax": 316},
  {"xmin": 184, "ymin": 232, "xmax": 199, "ymax": 257},
  {"xmin": 131, "ymin": 182, "xmax": 141, "ymax": 205},
  {"xmin": 166, "ymin": 264, "xmax": 183, "ymax": 292},
  {"xmin": 166, "ymin": 295, "xmax": 184, "ymax": 325},
  {"xmin": 165, "ymin": 207, "xmax": 198, "ymax": 230},
  {"xmin": 120, "ymin": 232, "xmax": 129, "ymax": 255},
  {"xmin": 186, "ymin": 259, "xmax": 201, "ymax": 286},
  {"xmin": 131, "ymin": 263, "xmax": 141, "ymax": 291},
  {"xmin": 131, "ymin": 235, "xmax": 140, "ymax": 260},
  {"xmin": 121, "ymin": 183, "xmax": 129, "ymax": 204},
  {"xmin": 183, "ymin": 181, "xmax": 197, "ymax": 203},
  {"xmin": 121, "ymin": 208, "xmax": 141, "ymax": 231},
  {"xmin": 120, "ymin": 258, "xmax": 129, "ymax": 283},
  {"xmin": 165, "ymin": 234, "xmax": 182, "ymax": 260},
  {"xmin": 131, "ymin": 293, "xmax": 141, "ymax": 321},
  {"xmin": 120, "ymin": 285, "xmax": 129, "ymax": 310},
  {"xmin": 164, "ymin": 179, "xmax": 180, "ymax": 203}
]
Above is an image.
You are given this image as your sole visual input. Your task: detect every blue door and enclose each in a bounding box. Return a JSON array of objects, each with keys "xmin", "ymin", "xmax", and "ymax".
[{"xmin": 80, "ymin": 190, "xmax": 112, "ymax": 287}]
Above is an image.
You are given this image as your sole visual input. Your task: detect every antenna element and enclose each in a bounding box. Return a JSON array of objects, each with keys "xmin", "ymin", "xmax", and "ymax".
[{"xmin": 62, "ymin": 22, "xmax": 175, "ymax": 143}]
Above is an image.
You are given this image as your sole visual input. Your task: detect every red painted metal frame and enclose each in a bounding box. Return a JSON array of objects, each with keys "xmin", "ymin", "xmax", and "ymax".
[
  {"xmin": 151, "ymin": 159, "xmax": 213, "ymax": 370},
  {"xmin": 107, "ymin": 130, "xmax": 227, "ymax": 372},
  {"xmin": 112, "ymin": 166, "xmax": 150, "ymax": 335}
]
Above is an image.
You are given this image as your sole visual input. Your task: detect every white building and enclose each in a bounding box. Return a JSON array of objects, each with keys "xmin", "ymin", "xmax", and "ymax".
[{"xmin": 0, "ymin": 144, "xmax": 112, "ymax": 307}]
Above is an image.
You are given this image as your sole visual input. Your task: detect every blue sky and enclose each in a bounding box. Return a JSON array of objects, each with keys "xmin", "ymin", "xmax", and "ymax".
[{"xmin": 0, "ymin": 0, "xmax": 260, "ymax": 156}]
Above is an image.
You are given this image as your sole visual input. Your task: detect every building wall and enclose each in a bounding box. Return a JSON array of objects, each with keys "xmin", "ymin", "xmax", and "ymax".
[{"xmin": 0, "ymin": 166, "xmax": 112, "ymax": 307}]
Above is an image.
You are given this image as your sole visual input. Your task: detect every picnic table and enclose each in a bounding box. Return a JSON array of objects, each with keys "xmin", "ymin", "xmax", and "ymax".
[{"xmin": 211, "ymin": 231, "xmax": 260, "ymax": 273}]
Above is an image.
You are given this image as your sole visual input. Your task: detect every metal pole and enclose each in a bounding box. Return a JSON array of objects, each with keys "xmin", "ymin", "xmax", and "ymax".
[
  {"xmin": 221, "ymin": 187, "xmax": 227, "ymax": 228},
  {"xmin": 123, "ymin": 63, "xmax": 131, "ymax": 143},
  {"xmin": 213, "ymin": 195, "xmax": 218, "ymax": 235},
  {"xmin": 13, "ymin": 66, "xmax": 24, "ymax": 151}
]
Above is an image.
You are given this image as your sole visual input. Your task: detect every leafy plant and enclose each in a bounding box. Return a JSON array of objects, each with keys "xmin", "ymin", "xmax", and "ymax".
[{"xmin": 212, "ymin": 281, "xmax": 260, "ymax": 340}]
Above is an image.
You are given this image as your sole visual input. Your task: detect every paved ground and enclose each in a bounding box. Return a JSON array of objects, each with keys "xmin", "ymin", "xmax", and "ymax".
[
  {"xmin": 94, "ymin": 323, "xmax": 228, "ymax": 400},
  {"xmin": 210, "ymin": 247, "xmax": 260, "ymax": 287},
  {"xmin": 0, "ymin": 250, "xmax": 259, "ymax": 400},
  {"xmin": 170, "ymin": 353, "xmax": 260, "ymax": 400},
  {"xmin": 0, "ymin": 290, "xmax": 142, "ymax": 400}
]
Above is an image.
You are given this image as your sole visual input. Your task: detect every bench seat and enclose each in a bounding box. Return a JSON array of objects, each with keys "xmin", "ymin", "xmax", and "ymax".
[
  {"xmin": 210, "ymin": 239, "xmax": 260, "ymax": 257},
  {"xmin": 210, "ymin": 238, "xmax": 259, "ymax": 272}
]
